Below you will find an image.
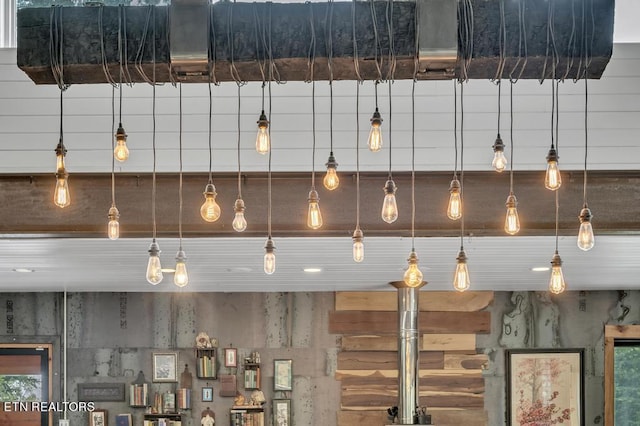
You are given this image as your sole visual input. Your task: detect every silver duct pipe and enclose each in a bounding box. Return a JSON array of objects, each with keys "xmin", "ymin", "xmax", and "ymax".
[{"xmin": 391, "ymin": 281, "xmax": 426, "ymax": 425}]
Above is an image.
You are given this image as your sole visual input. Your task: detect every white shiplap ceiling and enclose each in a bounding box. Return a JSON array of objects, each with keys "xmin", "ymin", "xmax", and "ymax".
[{"xmin": 0, "ymin": 41, "xmax": 639, "ymax": 292}]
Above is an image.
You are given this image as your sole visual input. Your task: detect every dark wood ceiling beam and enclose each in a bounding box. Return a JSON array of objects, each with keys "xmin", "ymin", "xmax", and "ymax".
[
  {"xmin": 17, "ymin": 0, "xmax": 613, "ymax": 85},
  {"xmin": 0, "ymin": 171, "xmax": 635, "ymax": 238}
]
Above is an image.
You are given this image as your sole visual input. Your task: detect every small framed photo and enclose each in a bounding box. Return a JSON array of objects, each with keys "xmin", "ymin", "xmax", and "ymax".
[
  {"xmin": 89, "ymin": 409, "xmax": 108, "ymax": 426},
  {"xmin": 224, "ymin": 347, "xmax": 238, "ymax": 368},
  {"xmin": 506, "ymin": 348, "xmax": 584, "ymax": 426},
  {"xmin": 274, "ymin": 359, "xmax": 293, "ymax": 391},
  {"xmin": 152, "ymin": 352, "xmax": 178, "ymax": 382},
  {"xmin": 114, "ymin": 414, "xmax": 132, "ymax": 426},
  {"xmin": 273, "ymin": 399, "xmax": 291, "ymax": 426},
  {"xmin": 202, "ymin": 386, "xmax": 213, "ymax": 402}
]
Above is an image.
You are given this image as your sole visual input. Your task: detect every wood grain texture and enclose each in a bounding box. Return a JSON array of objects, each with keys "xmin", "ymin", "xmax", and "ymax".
[
  {"xmin": 329, "ymin": 311, "xmax": 491, "ymax": 334},
  {"xmin": 423, "ymin": 334, "xmax": 476, "ymax": 351},
  {"xmin": 335, "ymin": 291, "xmax": 494, "ymax": 312},
  {"xmin": 443, "ymin": 353, "xmax": 489, "ymax": 370},
  {"xmin": 337, "ymin": 350, "xmax": 444, "ymax": 370},
  {"xmin": 337, "ymin": 409, "xmax": 488, "ymax": 426},
  {"xmin": 339, "ymin": 373, "xmax": 484, "ymax": 393},
  {"xmin": 341, "ymin": 388, "xmax": 485, "ymax": 409}
]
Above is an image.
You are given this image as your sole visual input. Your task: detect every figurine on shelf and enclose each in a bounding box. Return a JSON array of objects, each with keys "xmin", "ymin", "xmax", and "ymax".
[
  {"xmin": 201, "ymin": 407, "xmax": 215, "ymax": 426},
  {"xmin": 196, "ymin": 332, "xmax": 212, "ymax": 348},
  {"xmin": 250, "ymin": 390, "xmax": 265, "ymax": 406},
  {"xmin": 233, "ymin": 392, "xmax": 246, "ymax": 406}
]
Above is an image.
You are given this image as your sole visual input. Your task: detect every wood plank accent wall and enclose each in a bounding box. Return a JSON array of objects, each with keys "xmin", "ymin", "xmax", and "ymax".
[{"xmin": 331, "ymin": 291, "xmax": 493, "ymax": 426}]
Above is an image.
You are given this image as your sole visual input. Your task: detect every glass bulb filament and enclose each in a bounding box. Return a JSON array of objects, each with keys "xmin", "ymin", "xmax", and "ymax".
[
  {"xmin": 447, "ymin": 178, "xmax": 462, "ymax": 220},
  {"xmin": 548, "ymin": 252, "xmax": 566, "ymax": 294},
  {"xmin": 403, "ymin": 251, "xmax": 423, "ymax": 287},
  {"xmin": 324, "ymin": 153, "xmax": 340, "ymax": 191},
  {"xmin": 174, "ymin": 250, "xmax": 188, "ymax": 288},
  {"xmin": 545, "ymin": 147, "xmax": 562, "ymax": 190},
  {"xmin": 491, "ymin": 135, "xmax": 507, "ymax": 172},
  {"xmin": 54, "ymin": 172, "xmax": 70, "ymax": 208},
  {"xmin": 200, "ymin": 183, "xmax": 221, "ymax": 222},
  {"xmin": 146, "ymin": 241, "xmax": 163, "ymax": 285},
  {"xmin": 114, "ymin": 124, "xmax": 129, "ymax": 162},
  {"xmin": 577, "ymin": 206, "xmax": 594, "ymax": 251},
  {"xmin": 264, "ymin": 238, "xmax": 276, "ymax": 275},
  {"xmin": 368, "ymin": 109, "xmax": 383, "ymax": 152},
  {"xmin": 256, "ymin": 112, "xmax": 270, "ymax": 155},
  {"xmin": 232, "ymin": 198, "xmax": 248, "ymax": 232},
  {"xmin": 381, "ymin": 179, "xmax": 398, "ymax": 224},
  {"xmin": 107, "ymin": 205, "xmax": 120, "ymax": 240},
  {"xmin": 307, "ymin": 189, "xmax": 323, "ymax": 229},
  {"xmin": 453, "ymin": 249, "xmax": 470, "ymax": 292},
  {"xmin": 504, "ymin": 193, "xmax": 520, "ymax": 235},
  {"xmin": 352, "ymin": 228, "xmax": 364, "ymax": 262}
]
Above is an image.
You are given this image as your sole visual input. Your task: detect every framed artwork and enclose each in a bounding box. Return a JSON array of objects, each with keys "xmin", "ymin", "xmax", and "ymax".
[
  {"xmin": 89, "ymin": 409, "xmax": 108, "ymax": 426},
  {"xmin": 274, "ymin": 359, "xmax": 292, "ymax": 391},
  {"xmin": 202, "ymin": 386, "xmax": 213, "ymax": 402},
  {"xmin": 114, "ymin": 414, "xmax": 132, "ymax": 426},
  {"xmin": 224, "ymin": 348, "xmax": 237, "ymax": 368},
  {"xmin": 152, "ymin": 352, "xmax": 178, "ymax": 382},
  {"xmin": 273, "ymin": 399, "xmax": 291, "ymax": 426},
  {"xmin": 506, "ymin": 348, "xmax": 584, "ymax": 426}
]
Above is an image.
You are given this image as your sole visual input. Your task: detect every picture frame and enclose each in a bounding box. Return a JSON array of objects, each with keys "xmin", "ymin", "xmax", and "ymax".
[
  {"xmin": 152, "ymin": 352, "xmax": 178, "ymax": 382},
  {"xmin": 506, "ymin": 348, "xmax": 584, "ymax": 426},
  {"xmin": 272, "ymin": 398, "xmax": 291, "ymax": 426},
  {"xmin": 202, "ymin": 386, "xmax": 213, "ymax": 402},
  {"xmin": 224, "ymin": 347, "xmax": 237, "ymax": 368},
  {"xmin": 274, "ymin": 359, "xmax": 293, "ymax": 391},
  {"xmin": 114, "ymin": 414, "xmax": 132, "ymax": 426},
  {"xmin": 89, "ymin": 409, "xmax": 108, "ymax": 426}
]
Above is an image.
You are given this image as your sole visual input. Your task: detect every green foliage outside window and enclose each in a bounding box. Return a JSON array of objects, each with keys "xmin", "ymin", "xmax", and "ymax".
[
  {"xmin": 615, "ymin": 346, "xmax": 640, "ymax": 426},
  {"xmin": 0, "ymin": 375, "xmax": 41, "ymax": 401},
  {"xmin": 17, "ymin": 0, "xmax": 170, "ymax": 8}
]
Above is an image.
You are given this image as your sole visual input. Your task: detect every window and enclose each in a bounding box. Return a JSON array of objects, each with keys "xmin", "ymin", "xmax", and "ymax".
[{"xmin": 605, "ymin": 325, "xmax": 640, "ymax": 425}]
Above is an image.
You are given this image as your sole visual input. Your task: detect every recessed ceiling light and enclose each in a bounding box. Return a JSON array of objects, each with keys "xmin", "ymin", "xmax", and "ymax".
[
  {"xmin": 13, "ymin": 268, "xmax": 35, "ymax": 273},
  {"xmin": 303, "ymin": 268, "xmax": 322, "ymax": 273},
  {"xmin": 531, "ymin": 266, "xmax": 550, "ymax": 272},
  {"xmin": 161, "ymin": 268, "xmax": 176, "ymax": 273}
]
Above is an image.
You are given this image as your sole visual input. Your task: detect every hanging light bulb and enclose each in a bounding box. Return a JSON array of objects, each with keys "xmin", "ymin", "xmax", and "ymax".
[
  {"xmin": 491, "ymin": 134, "xmax": 507, "ymax": 172},
  {"xmin": 200, "ymin": 183, "xmax": 221, "ymax": 222},
  {"xmin": 146, "ymin": 240, "xmax": 163, "ymax": 285},
  {"xmin": 114, "ymin": 123, "xmax": 129, "ymax": 162},
  {"xmin": 174, "ymin": 249, "xmax": 188, "ymax": 288},
  {"xmin": 256, "ymin": 111, "xmax": 270, "ymax": 155},
  {"xmin": 107, "ymin": 205, "xmax": 120, "ymax": 240},
  {"xmin": 545, "ymin": 146, "xmax": 562, "ymax": 190},
  {"xmin": 577, "ymin": 205, "xmax": 594, "ymax": 251},
  {"xmin": 504, "ymin": 192, "xmax": 520, "ymax": 235},
  {"xmin": 307, "ymin": 189, "xmax": 323, "ymax": 229},
  {"xmin": 548, "ymin": 251, "xmax": 566, "ymax": 294},
  {"xmin": 352, "ymin": 227, "xmax": 364, "ymax": 263},
  {"xmin": 381, "ymin": 178, "xmax": 398, "ymax": 223},
  {"xmin": 264, "ymin": 237, "xmax": 276, "ymax": 275},
  {"xmin": 54, "ymin": 140, "xmax": 70, "ymax": 208},
  {"xmin": 368, "ymin": 108, "xmax": 383, "ymax": 152},
  {"xmin": 453, "ymin": 248, "xmax": 470, "ymax": 292},
  {"xmin": 232, "ymin": 198, "xmax": 247, "ymax": 232},
  {"xmin": 323, "ymin": 153, "xmax": 339, "ymax": 191},
  {"xmin": 447, "ymin": 177, "xmax": 462, "ymax": 220},
  {"xmin": 403, "ymin": 250, "xmax": 423, "ymax": 288}
]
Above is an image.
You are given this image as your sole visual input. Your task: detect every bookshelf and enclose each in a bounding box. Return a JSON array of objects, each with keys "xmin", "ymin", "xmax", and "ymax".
[
  {"xmin": 229, "ymin": 406, "xmax": 264, "ymax": 426},
  {"xmin": 143, "ymin": 413, "xmax": 183, "ymax": 426},
  {"xmin": 195, "ymin": 348, "xmax": 217, "ymax": 379},
  {"xmin": 243, "ymin": 363, "xmax": 261, "ymax": 390}
]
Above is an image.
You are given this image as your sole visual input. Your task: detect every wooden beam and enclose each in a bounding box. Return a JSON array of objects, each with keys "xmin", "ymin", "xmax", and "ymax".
[
  {"xmin": 0, "ymin": 171, "xmax": 637, "ymax": 238},
  {"xmin": 329, "ymin": 311, "xmax": 491, "ymax": 334},
  {"xmin": 335, "ymin": 291, "xmax": 494, "ymax": 312},
  {"xmin": 337, "ymin": 409, "xmax": 488, "ymax": 426},
  {"xmin": 17, "ymin": 0, "xmax": 613, "ymax": 84},
  {"xmin": 337, "ymin": 350, "xmax": 444, "ymax": 370}
]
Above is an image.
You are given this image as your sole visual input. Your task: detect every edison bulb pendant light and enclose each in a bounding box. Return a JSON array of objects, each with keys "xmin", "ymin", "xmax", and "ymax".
[
  {"xmin": 107, "ymin": 205, "xmax": 120, "ymax": 240},
  {"xmin": 324, "ymin": 152, "xmax": 340, "ymax": 190},
  {"xmin": 577, "ymin": 205, "xmax": 595, "ymax": 251},
  {"xmin": 453, "ymin": 248, "xmax": 470, "ymax": 292},
  {"xmin": 54, "ymin": 140, "xmax": 70, "ymax": 208},
  {"xmin": 368, "ymin": 108, "xmax": 383, "ymax": 152},
  {"xmin": 545, "ymin": 147, "xmax": 562, "ymax": 190},
  {"xmin": 146, "ymin": 240, "xmax": 163, "ymax": 285},
  {"xmin": 307, "ymin": 189, "xmax": 323, "ymax": 229},
  {"xmin": 447, "ymin": 178, "xmax": 462, "ymax": 220},
  {"xmin": 174, "ymin": 249, "xmax": 188, "ymax": 288},
  {"xmin": 504, "ymin": 192, "xmax": 521, "ymax": 235},
  {"xmin": 403, "ymin": 250, "xmax": 424, "ymax": 288},
  {"xmin": 264, "ymin": 237, "xmax": 276, "ymax": 275},
  {"xmin": 491, "ymin": 134, "xmax": 507, "ymax": 172},
  {"xmin": 256, "ymin": 111, "xmax": 270, "ymax": 155},
  {"xmin": 381, "ymin": 179, "xmax": 398, "ymax": 223},
  {"xmin": 114, "ymin": 123, "xmax": 129, "ymax": 162},
  {"xmin": 232, "ymin": 198, "xmax": 247, "ymax": 232},
  {"xmin": 200, "ymin": 183, "xmax": 221, "ymax": 222},
  {"xmin": 352, "ymin": 227, "xmax": 364, "ymax": 263},
  {"xmin": 548, "ymin": 252, "xmax": 566, "ymax": 294}
]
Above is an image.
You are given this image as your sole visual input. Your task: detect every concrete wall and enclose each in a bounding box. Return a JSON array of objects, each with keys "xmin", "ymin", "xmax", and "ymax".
[{"xmin": 0, "ymin": 290, "xmax": 637, "ymax": 426}]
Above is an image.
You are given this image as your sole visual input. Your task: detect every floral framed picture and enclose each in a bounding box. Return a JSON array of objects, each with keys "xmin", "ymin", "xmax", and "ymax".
[
  {"xmin": 224, "ymin": 348, "xmax": 237, "ymax": 368},
  {"xmin": 273, "ymin": 398, "xmax": 291, "ymax": 426},
  {"xmin": 152, "ymin": 352, "xmax": 178, "ymax": 382},
  {"xmin": 506, "ymin": 348, "xmax": 584, "ymax": 426}
]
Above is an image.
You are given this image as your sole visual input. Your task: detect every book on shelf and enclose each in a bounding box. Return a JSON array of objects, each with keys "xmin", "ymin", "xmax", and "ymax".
[
  {"xmin": 177, "ymin": 388, "xmax": 191, "ymax": 410},
  {"xmin": 197, "ymin": 355, "xmax": 215, "ymax": 377}
]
